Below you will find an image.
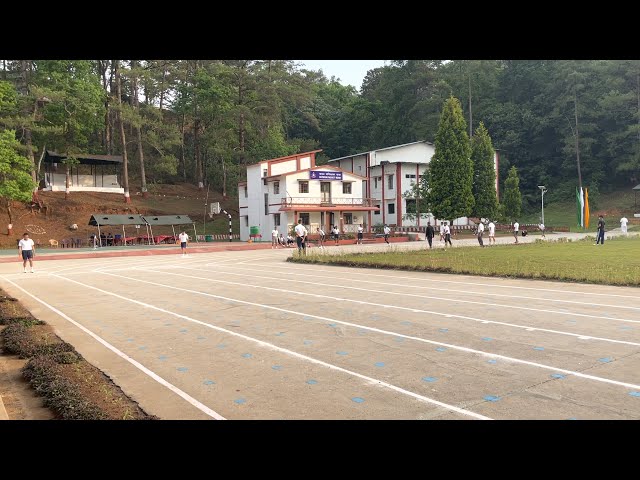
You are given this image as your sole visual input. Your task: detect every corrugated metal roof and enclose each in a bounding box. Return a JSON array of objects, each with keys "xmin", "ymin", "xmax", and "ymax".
[
  {"xmin": 327, "ymin": 141, "xmax": 433, "ymax": 163},
  {"xmin": 88, "ymin": 214, "xmax": 145, "ymax": 226},
  {"xmin": 143, "ymin": 215, "xmax": 194, "ymax": 226}
]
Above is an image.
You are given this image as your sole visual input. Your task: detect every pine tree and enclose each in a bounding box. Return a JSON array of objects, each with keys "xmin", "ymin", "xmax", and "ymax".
[
  {"xmin": 502, "ymin": 166, "xmax": 522, "ymax": 221},
  {"xmin": 0, "ymin": 130, "xmax": 35, "ymax": 229},
  {"xmin": 471, "ymin": 122, "xmax": 498, "ymax": 219},
  {"xmin": 426, "ymin": 96, "xmax": 474, "ymax": 222}
]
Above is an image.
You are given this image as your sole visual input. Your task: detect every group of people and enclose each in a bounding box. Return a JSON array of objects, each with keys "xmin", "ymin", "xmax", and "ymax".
[{"xmin": 271, "ymin": 229, "xmax": 297, "ymax": 248}]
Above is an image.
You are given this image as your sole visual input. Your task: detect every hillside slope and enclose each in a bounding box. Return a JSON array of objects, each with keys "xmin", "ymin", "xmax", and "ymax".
[{"xmin": 0, "ymin": 184, "xmax": 240, "ymax": 249}]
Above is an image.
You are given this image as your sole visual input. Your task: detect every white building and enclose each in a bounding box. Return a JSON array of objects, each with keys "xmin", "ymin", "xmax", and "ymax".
[
  {"xmin": 239, "ymin": 150, "xmax": 379, "ymax": 241},
  {"xmin": 327, "ymin": 141, "xmax": 500, "ymax": 228}
]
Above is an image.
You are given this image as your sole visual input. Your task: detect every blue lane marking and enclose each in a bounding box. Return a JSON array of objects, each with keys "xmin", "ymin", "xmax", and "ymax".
[
  {"xmin": 336, "ymin": 351, "xmax": 348, "ymax": 356},
  {"xmin": 482, "ymin": 337, "xmax": 493, "ymax": 342},
  {"xmin": 351, "ymin": 397, "xmax": 365, "ymax": 403},
  {"xmin": 487, "ymin": 359, "xmax": 497, "ymax": 364},
  {"xmin": 439, "ymin": 328, "xmax": 449, "ymax": 333},
  {"xmin": 274, "ymin": 332, "xmax": 284, "ymax": 336},
  {"xmin": 303, "ymin": 340, "xmax": 313, "ymax": 345},
  {"xmin": 393, "ymin": 337, "xmax": 405, "ymax": 343},
  {"xmin": 216, "ymin": 344, "xmax": 227, "ymax": 349},
  {"xmin": 302, "ymin": 316, "xmax": 312, "ymax": 321},
  {"xmin": 422, "ymin": 377, "xmax": 437, "ymax": 383},
  {"xmin": 598, "ymin": 357, "xmax": 613, "ymax": 363},
  {"xmin": 357, "ymin": 329, "xmax": 367, "ymax": 335},
  {"xmin": 619, "ymin": 326, "xmax": 632, "ymax": 330},
  {"xmin": 203, "ymin": 380, "xmax": 216, "ymax": 385},
  {"xmin": 138, "ymin": 346, "xmax": 147, "ymax": 350},
  {"xmin": 241, "ymin": 353, "xmax": 253, "ymax": 358},
  {"xmin": 234, "ymin": 398, "xmax": 246, "ymax": 405},
  {"xmin": 400, "ymin": 321, "xmax": 412, "ymax": 326},
  {"xmin": 533, "ymin": 347, "xmax": 545, "ymax": 351},
  {"xmin": 306, "ymin": 379, "xmax": 318, "ymax": 385},
  {"xmin": 271, "ymin": 365, "xmax": 282, "ymax": 371},
  {"xmin": 177, "ymin": 367, "xmax": 188, "ymax": 372},
  {"xmin": 374, "ymin": 362, "xmax": 385, "ymax": 367},
  {"xmin": 126, "ymin": 338, "xmax": 134, "ymax": 342},
  {"xmin": 179, "ymin": 329, "xmax": 188, "ymax": 333},
  {"xmin": 484, "ymin": 395, "xmax": 500, "ymax": 402},
  {"xmin": 567, "ymin": 417, "xmax": 578, "ymax": 420},
  {"xmin": 629, "ymin": 391, "xmax": 640, "ymax": 398},
  {"xmin": 436, "ymin": 347, "xmax": 447, "ymax": 352},
  {"xmin": 370, "ymin": 314, "xmax": 379, "ymax": 320},
  {"xmin": 327, "ymin": 323, "xmax": 337, "ymax": 328},
  {"xmin": 164, "ymin": 323, "xmax": 172, "ymax": 326},
  {"xmin": 551, "ymin": 374, "xmax": 566, "ymax": 379},
  {"xmin": 158, "ymin": 355, "xmax": 167, "ymax": 361},
  {"xmin": 197, "ymin": 336, "xmax": 206, "ymax": 340}
]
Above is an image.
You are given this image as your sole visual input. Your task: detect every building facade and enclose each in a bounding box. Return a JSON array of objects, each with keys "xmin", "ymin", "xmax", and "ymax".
[
  {"xmin": 239, "ymin": 151, "xmax": 378, "ymax": 241},
  {"xmin": 327, "ymin": 141, "xmax": 500, "ymax": 228}
]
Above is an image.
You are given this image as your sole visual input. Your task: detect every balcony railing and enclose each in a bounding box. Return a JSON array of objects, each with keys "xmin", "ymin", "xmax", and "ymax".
[{"xmin": 281, "ymin": 197, "xmax": 377, "ymax": 208}]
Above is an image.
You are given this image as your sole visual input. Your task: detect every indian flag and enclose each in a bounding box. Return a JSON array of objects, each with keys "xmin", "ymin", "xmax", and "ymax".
[
  {"xmin": 584, "ymin": 188, "xmax": 590, "ymax": 229},
  {"xmin": 576, "ymin": 187, "xmax": 582, "ymax": 227},
  {"xmin": 576, "ymin": 186, "xmax": 590, "ymax": 229}
]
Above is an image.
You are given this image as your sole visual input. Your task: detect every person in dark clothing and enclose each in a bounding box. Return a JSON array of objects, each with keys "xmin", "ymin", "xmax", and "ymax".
[
  {"xmin": 425, "ymin": 222, "xmax": 435, "ymax": 249},
  {"xmin": 596, "ymin": 215, "xmax": 605, "ymax": 245}
]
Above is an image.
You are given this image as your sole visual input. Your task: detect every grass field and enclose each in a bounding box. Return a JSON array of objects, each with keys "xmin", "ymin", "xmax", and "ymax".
[{"xmin": 289, "ymin": 236, "xmax": 640, "ymax": 286}]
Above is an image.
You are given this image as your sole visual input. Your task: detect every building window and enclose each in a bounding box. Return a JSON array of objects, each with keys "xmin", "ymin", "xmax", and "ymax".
[
  {"xmin": 299, "ymin": 213, "xmax": 310, "ymax": 225},
  {"xmin": 388, "ymin": 203, "xmax": 395, "ymax": 214},
  {"xmin": 374, "ymin": 205, "xmax": 380, "ymax": 215},
  {"xmin": 342, "ymin": 182, "xmax": 352, "ymax": 194},
  {"xmin": 274, "ymin": 181, "xmax": 280, "ymax": 195},
  {"xmin": 405, "ymin": 199, "xmax": 417, "ymax": 214},
  {"xmin": 264, "ymin": 193, "xmax": 269, "ymax": 216},
  {"xmin": 244, "ymin": 185, "xmax": 248, "ymax": 198},
  {"xmin": 357, "ymin": 165, "xmax": 362, "ymax": 171},
  {"xmin": 374, "ymin": 177, "xmax": 378, "ymax": 189},
  {"xmin": 405, "ymin": 174, "xmax": 416, "ymax": 179},
  {"xmin": 344, "ymin": 213, "xmax": 353, "ymax": 224},
  {"xmin": 274, "ymin": 213, "xmax": 280, "ymax": 227},
  {"xmin": 299, "ymin": 181, "xmax": 309, "ymax": 194},
  {"xmin": 263, "ymin": 168, "xmax": 268, "ymax": 177},
  {"xmin": 388, "ymin": 174, "xmax": 394, "ymax": 190},
  {"xmin": 244, "ymin": 216, "xmax": 249, "ymax": 227}
]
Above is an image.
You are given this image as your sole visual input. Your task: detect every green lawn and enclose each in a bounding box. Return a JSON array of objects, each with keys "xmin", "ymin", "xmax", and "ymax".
[{"xmin": 289, "ymin": 236, "xmax": 640, "ymax": 286}]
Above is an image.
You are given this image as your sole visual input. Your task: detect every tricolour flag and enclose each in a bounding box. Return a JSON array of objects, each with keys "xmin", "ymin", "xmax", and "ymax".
[
  {"xmin": 580, "ymin": 187, "xmax": 585, "ymax": 228},
  {"xmin": 584, "ymin": 188, "xmax": 590, "ymax": 229},
  {"xmin": 576, "ymin": 187, "xmax": 581, "ymax": 227}
]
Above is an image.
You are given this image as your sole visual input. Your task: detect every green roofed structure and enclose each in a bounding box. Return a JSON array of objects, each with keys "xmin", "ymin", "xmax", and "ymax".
[{"xmin": 88, "ymin": 214, "xmax": 197, "ymax": 247}]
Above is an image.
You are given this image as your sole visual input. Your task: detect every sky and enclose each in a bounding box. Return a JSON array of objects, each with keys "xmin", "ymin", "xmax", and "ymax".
[{"xmin": 296, "ymin": 60, "xmax": 388, "ymax": 91}]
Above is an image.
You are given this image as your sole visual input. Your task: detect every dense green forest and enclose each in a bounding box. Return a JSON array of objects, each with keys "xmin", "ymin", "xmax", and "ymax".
[{"xmin": 1, "ymin": 60, "xmax": 639, "ymax": 210}]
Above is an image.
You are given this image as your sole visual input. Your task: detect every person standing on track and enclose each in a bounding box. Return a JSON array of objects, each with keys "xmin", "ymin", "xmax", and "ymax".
[
  {"xmin": 332, "ymin": 225, "xmax": 340, "ymax": 245},
  {"xmin": 443, "ymin": 222, "xmax": 452, "ymax": 248},
  {"xmin": 317, "ymin": 227, "xmax": 325, "ymax": 249},
  {"xmin": 295, "ymin": 219, "xmax": 308, "ymax": 255},
  {"xmin": 477, "ymin": 221, "xmax": 485, "ymax": 247},
  {"xmin": 357, "ymin": 224, "xmax": 364, "ymax": 245},
  {"xmin": 620, "ymin": 216, "xmax": 628, "ymax": 236},
  {"xmin": 18, "ymin": 232, "xmax": 35, "ymax": 273},
  {"xmin": 538, "ymin": 221, "xmax": 546, "ymax": 238},
  {"xmin": 425, "ymin": 221, "xmax": 435, "ymax": 249},
  {"xmin": 383, "ymin": 224, "xmax": 391, "ymax": 244},
  {"xmin": 513, "ymin": 220, "xmax": 519, "ymax": 244},
  {"xmin": 271, "ymin": 228, "xmax": 279, "ymax": 249},
  {"xmin": 179, "ymin": 231, "xmax": 189, "ymax": 257},
  {"xmin": 488, "ymin": 220, "xmax": 496, "ymax": 245},
  {"xmin": 596, "ymin": 215, "xmax": 605, "ymax": 245}
]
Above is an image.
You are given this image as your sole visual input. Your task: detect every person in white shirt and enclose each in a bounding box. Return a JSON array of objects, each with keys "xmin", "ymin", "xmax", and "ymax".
[
  {"xmin": 513, "ymin": 220, "xmax": 520, "ymax": 244},
  {"xmin": 294, "ymin": 219, "xmax": 308, "ymax": 254},
  {"xmin": 444, "ymin": 223, "xmax": 453, "ymax": 247},
  {"xmin": 476, "ymin": 221, "xmax": 485, "ymax": 247},
  {"xmin": 18, "ymin": 232, "xmax": 35, "ymax": 273},
  {"xmin": 271, "ymin": 228, "xmax": 279, "ymax": 249},
  {"xmin": 317, "ymin": 227, "xmax": 325, "ymax": 249},
  {"xmin": 488, "ymin": 221, "xmax": 496, "ymax": 245},
  {"xmin": 357, "ymin": 224, "xmax": 364, "ymax": 245},
  {"xmin": 332, "ymin": 225, "xmax": 340, "ymax": 245},
  {"xmin": 620, "ymin": 216, "xmax": 629, "ymax": 235},
  {"xmin": 538, "ymin": 222, "xmax": 546, "ymax": 238},
  {"xmin": 178, "ymin": 231, "xmax": 189, "ymax": 256},
  {"xmin": 383, "ymin": 225, "xmax": 391, "ymax": 244}
]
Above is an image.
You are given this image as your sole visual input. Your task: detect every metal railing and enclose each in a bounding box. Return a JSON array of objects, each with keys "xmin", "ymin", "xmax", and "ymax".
[{"xmin": 281, "ymin": 197, "xmax": 377, "ymax": 207}]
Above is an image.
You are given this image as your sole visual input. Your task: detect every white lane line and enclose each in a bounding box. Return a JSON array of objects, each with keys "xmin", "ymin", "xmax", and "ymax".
[
  {"xmin": 185, "ymin": 266, "xmax": 640, "ymax": 325},
  {"xmin": 142, "ymin": 267, "xmax": 640, "ymax": 347},
  {"xmin": 96, "ymin": 270, "xmax": 640, "ymax": 392},
  {"xmin": 193, "ymin": 263, "xmax": 640, "ymax": 312},
  {"xmin": 52, "ymin": 273, "xmax": 490, "ymax": 420},
  {"xmin": 0, "ymin": 276, "xmax": 225, "ymax": 421},
  {"xmin": 248, "ymin": 262, "xmax": 640, "ymax": 300}
]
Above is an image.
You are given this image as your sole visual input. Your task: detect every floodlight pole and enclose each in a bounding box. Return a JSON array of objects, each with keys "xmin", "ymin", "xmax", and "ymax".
[{"xmin": 538, "ymin": 185, "xmax": 547, "ymax": 225}]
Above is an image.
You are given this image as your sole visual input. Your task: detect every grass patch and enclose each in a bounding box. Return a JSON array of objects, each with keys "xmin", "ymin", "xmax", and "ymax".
[{"xmin": 289, "ymin": 235, "xmax": 640, "ymax": 286}]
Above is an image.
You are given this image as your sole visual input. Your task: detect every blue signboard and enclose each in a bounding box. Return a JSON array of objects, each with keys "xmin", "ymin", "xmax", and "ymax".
[{"xmin": 310, "ymin": 171, "xmax": 343, "ymax": 180}]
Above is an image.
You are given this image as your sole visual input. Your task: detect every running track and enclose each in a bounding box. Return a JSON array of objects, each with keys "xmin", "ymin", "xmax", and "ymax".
[{"xmin": 1, "ymin": 244, "xmax": 639, "ymax": 419}]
